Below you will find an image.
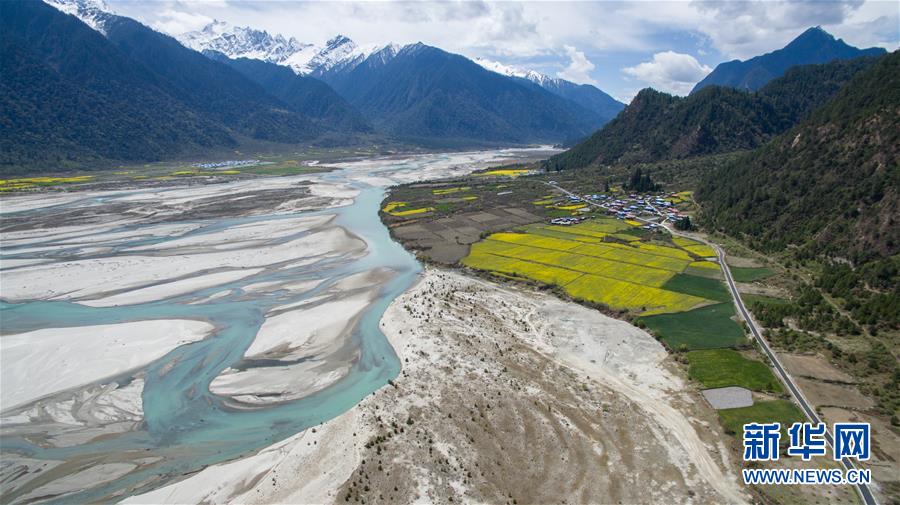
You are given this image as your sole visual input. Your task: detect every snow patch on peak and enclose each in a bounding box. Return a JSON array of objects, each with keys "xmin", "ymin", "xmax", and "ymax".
[
  {"xmin": 474, "ymin": 57, "xmax": 557, "ymax": 87},
  {"xmin": 176, "ymin": 22, "xmax": 401, "ymax": 76},
  {"xmin": 282, "ymin": 36, "xmax": 395, "ymax": 76},
  {"xmin": 178, "ymin": 21, "xmax": 310, "ymax": 65},
  {"xmin": 43, "ymin": 0, "xmax": 114, "ymax": 34}
]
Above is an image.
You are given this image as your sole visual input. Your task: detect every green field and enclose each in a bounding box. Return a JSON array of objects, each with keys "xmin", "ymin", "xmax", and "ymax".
[
  {"xmin": 686, "ymin": 349, "xmax": 783, "ymax": 392},
  {"xmin": 641, "ymin": 302, "xmax": 746, "ymax": 350},
  {"xmin": 662, "ymin": 273, "xmax": 731, "ymax": 302},
  {"xmin": 742, "ymin": 293, "xmax": 790, "ymax": 307},
  {"xmin": 729, "ymin": 266, "xmax": 775, "ymax": 282},
  {"xmin": 718, "ymin": 400, "xmax": 805, "ymax": 439}
]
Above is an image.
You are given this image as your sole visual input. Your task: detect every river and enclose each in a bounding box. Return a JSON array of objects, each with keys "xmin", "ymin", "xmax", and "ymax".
[{"xmin": 0, "ymin": 148, "xmax": 556, "ymax": 503}]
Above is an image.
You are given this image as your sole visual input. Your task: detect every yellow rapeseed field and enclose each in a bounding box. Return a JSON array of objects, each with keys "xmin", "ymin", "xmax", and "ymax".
[
  {"xmin": 462, "ymin": 247, "xmax": 582, "ymax": 286},
  {"xmin": 673, "ymin": 237, "xmax": 716, "ymax": 257},
  {"xmin": 478, "ymin": 169, "xmax": 531, "ymax": 177},
  {"xmin": 461, "ymin": 221, "xmax": 720, "ymax": 314},
  {"xmin": 488, "ymin": 232, "xmax": 583, "ymax": 251},
  {"xmin": 565, "ymin": 274, "xmax": 707, "ymax": 314},
  {"xmin": 432, "ymin": 186, "xmax": 470, "ymax": 195},
  {"xmin": 391, "ymin": 207, "xmax": 435, "ymax": 217},
  {"xmin": 0, "ymin": 175, "xmax": 94, "ymax": 191},
  {"xmin": 523, "ymin": 227, "xmax": 606, "ymax": 244},
  {"xmin": 636, "ymin": 243, "xmax": 693, "ymax": 260},
  {"xmin": 572, "ymin": 243, "xmax": 691, "ymax": 272},
  {"xmin": 689, "ymin": 260, "xmax": 721, "ymax": 270},
  {"xmin": 382, "ymin": 201, "xmax": 407, "ymax": 213},
  {"xmin": 477, "ymin": 239, "xmax": 674, "ymax": 287},
  {"xmin": 543, "ymin": 225, "xmax": 608, "ymax": 239},
  {"xmin": 381, "ymin": 201, "xmax": 434, "ymax": 216}
]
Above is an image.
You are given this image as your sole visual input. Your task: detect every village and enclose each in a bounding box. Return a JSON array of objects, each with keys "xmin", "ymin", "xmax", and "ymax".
[
  {"xmin": 191, "ymin": 159, "xmax": 262, "ymax": 170},
  {"xmin": 547, "ymin": 185, "xmax": 689, "ymax": 229}
]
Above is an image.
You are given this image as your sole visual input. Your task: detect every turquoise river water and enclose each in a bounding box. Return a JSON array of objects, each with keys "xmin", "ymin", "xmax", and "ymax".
[{"xmin": 0, "ymin": 149, "xmax": 552, "ymax": 503}]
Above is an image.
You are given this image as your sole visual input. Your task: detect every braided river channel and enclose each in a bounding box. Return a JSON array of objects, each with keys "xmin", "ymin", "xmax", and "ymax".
[{"xmin": 0, "ymin": 148, "xmax": 555, "ymax": 503}]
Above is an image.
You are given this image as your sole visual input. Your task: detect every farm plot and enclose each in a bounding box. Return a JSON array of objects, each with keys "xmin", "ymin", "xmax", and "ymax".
[
  {"xmin": 382, "ymin": 201, "xmax": 435, "ymax": 217},
  {"xmin": 487, "ymin": 232, "xmax": 583, "ymax": 251},
  {"xmin": 673, "ymin": 237, "xmax": 716, "ymax": 258},
  {"xmin": 572, "ymin": 243, "xmax": 692, "ymax": 272},
  {"xmin": 687, "ymin": 349, "xmax": 783, "ymax": 393},
  {"xmin": 472, "ymin": 240, "xmax": 675, "ymax": 287},
  {"xmin": 461, "ymin": 252, "xmax": 583, "ymax": 286},
  {"xmin": 565, "ymin": 275, "xmax": 708, "ymax": 314},
  {"xmin": 575, "ymin": 219, "xmax": 631, "ymax": 234},
  {"xmin": 432, "ymin": 186, "xmax": 470, "ymax": 195},
  {"xmin": 718, "ymin": 400, "xmax": 804, "ymax": 440},
  {"xmin": 463, "ymin": 225, "xmax": 713, "ymax": 314},
  {"xmin": 730, "ymin": 266, "xmax": 775, "ymax": 282},
  {"xmin": 662, "ymin": 273, "xmax": 731, "ymax": 302},
  {"xmin": 685, "ymin": 261, "xmax": 723, "ymax": 279},
  {"xmin": 640, "ymin": 302, "xmax": 746, "ymax": 350},
  {"xmin": 523, "ymin": 227, "xmax": 607, "ymax": 244}
]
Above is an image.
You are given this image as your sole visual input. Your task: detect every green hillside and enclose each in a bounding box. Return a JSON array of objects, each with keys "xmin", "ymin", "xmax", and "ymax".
[
  {"xmin": 698, "ymin": 51, "xmax": 899, "ymax": 331},
  {"xmin": 545, "ymin": 56, "xmax": 879, "ymax": 172},
  {"xmin": 697, "ymin": 51, "xmax": 898, "ymax": 263}
]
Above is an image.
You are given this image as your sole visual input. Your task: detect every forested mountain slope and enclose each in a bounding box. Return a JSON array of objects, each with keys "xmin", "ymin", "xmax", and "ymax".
[
  {"xmin": 320, "ymin": 43, "xmax": 606, "ymax": 144},
  {"xmin": 697, "ymin": 51, "xmax": 899, "ymax": 264},
  {"xmin": 544, "ymin": 56, "xmax": 880, "ymax": 171},
  {"xmin": 205, "ymin": 52, "xmax": 372, "ymax": 134},
  {"xmin": 0, "ymin": 0, "xmax": 235, "ymax": 170}
]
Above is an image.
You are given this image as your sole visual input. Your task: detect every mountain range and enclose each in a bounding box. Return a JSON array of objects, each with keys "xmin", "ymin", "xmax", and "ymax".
[
  {"xmin": 180, "ymin": 21, "xmax": 624, "ymax": 123},
  {"xmin": 3, "ymin": 0, "xmax": 890, "ymax": 175},
  {"xmin": 1, "ymin": 0, "xmax": 625, "ymax": 170},
  {"xmin": 544, "ymin": 55, "xmax": 881, "ymax": 171},
  {"xmin": 1, "ymin": 0, "xmax": 342, "ymax": 170},
  {"xmin": 473, "ymin": 58, "xmax": 625, "ymax": 122},
  {"xmin": 691, "ymin": 26, "xmax": 886, "ymax": 94},
  {"xmin": 697, "ymin": 50, "xmax": 899, "ymax": 264}
]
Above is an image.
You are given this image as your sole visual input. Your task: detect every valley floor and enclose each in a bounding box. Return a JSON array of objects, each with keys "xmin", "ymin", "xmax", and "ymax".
[{"xmin": 129, "ymin": 267, "xmax": 748, "ymax": 504}]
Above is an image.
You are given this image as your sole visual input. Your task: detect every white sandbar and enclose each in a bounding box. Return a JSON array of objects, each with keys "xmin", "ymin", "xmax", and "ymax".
[{"xmin": 1, "ymin": 319, "xmax": 214, "ymax": 410}]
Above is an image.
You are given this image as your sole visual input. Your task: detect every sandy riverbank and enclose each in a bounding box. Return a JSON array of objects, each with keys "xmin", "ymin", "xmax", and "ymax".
[
  {"xmin": 129, "ymin": 267, "xmax": 746, "ymax": 504},
  {"xmin": 1, "ymin": 319, "xmax": 214, "ymax": 410}
]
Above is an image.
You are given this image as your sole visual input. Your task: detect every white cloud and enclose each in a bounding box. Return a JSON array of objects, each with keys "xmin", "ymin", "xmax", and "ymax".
[
  {"xmin": 622, "ymin": 51, "xmax": 712, "ymax": 95},
  {"xmin": 556, "ymin": 45, "xmax": 598, "ymax": 85},
  {"xmin": 106, "ymin": 0, "xmax": 899, "ymax": 101},
  {"xmin": 151, "ymin": 9, "xmax": 213, "ymax": 35},
  {"xmin": 687, "ymin": 0, "xmax": 896, "ymax": 58}
]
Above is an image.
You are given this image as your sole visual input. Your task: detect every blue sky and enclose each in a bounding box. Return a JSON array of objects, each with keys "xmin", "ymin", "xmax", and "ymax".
[{"xmin": 110, "ymin": 0, "xmax": 899, "ymax": 102}]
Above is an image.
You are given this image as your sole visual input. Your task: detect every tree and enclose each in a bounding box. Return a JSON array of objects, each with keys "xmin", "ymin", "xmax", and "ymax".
[
  {"xmin": 675, "ymin": 216, "xmax": 694, "ymax": 231},
  {"xmin": 627, "ymin": 167, "xmax": 659, "ymax": 193}
]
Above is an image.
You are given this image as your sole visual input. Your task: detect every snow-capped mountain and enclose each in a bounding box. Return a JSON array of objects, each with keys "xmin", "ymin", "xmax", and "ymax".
[
  {"xmin": 473, "ymin": 57, "xmax": 555, "ymax": 87},
  {"xmin": 43, "ymin": 0, "xmax": 114, "ymax": 34},
  {"xmin": 177, "ymin": 21, "xmax": 395, "ymax": 77},
  {"xmin": 174, "ymin": 20, "xmax": 622, "ymax": 122},
  {"xmin": 474, "ymin": 58, "xmax": 625, "ymax": 120},
  {"xmin": 179, "ymin": 20, "xmax": 312, "ymax": 65}
]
